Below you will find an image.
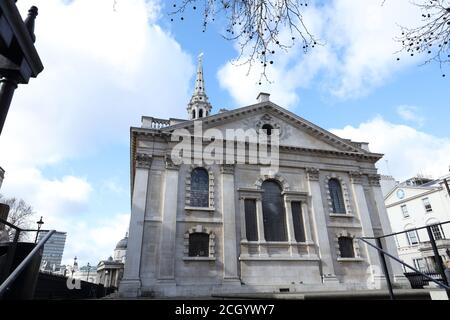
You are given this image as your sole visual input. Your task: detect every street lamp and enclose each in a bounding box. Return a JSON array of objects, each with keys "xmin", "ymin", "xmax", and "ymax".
[
  {"xmin": 34, "ymin": 216, "xmax": 43, "ymax": 243},
  {"xmin": 0, "ymin": 1, "xmax": 44, "ymax": 135}
]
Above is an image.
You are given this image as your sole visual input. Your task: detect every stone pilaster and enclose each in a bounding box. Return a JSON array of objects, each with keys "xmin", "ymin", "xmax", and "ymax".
[
  {"xmin": 220, "ymin": 165, "xmax": 239, "ymax": 282},
  {"xmin": 368, "ymin": 174, "xmax": 410, "ymax": 287},
  {"xmin": 157, "ymin": 156, "xmax": 180, "ymax": 281},
  {"xmin": 120, "ymin": 153, "xmax": 152, "ymax": 298},
  {"xmin": 305, "ymin": 167, "xmax": 339, "ymax": 283},
  {"xmin": 349, "ymin": 171, "xmax": 383, "ymax": 288}
]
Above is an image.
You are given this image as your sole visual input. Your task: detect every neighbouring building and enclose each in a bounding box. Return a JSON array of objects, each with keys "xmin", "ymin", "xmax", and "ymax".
[
  {"xmin": 0, "ymin": 167, "xmax": 4, "ymax": 190},
  {"xmin": 38, "ymin": 230, "xmax": 67, "ymax": 272},
  {"xmin": 97, "ymin": 233, "xmax": 128, "ymax": 288},
  {"xmin": 385, "ymin": 173, "xmax": 450, "ymax": 273},
  {"xmin": 120, "ymin": 57, "xmax": 408, "ymax": 298}
]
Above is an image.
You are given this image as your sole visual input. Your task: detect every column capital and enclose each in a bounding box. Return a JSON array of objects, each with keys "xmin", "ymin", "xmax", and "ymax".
[
  {"xmin": 220, "ymin": 164, "xmax": 235, "ymax": 175},
  {"xmin": 136, "ymin": 153, "xmax": 152, "ymax": 169},
  {"xmin": 349, "ymin": 171, "xmax": 363, "ymax": 184},
  {"xmin": 367, "ymin": 174, "xmax": 381, "ymax": 187},
  {"xmin": 306, "ymin": 167, "xmax": 320, "ymax": 181},
  {"xmin": 165, "ymin": 155, "xmax": 180, "ymax": 170}
]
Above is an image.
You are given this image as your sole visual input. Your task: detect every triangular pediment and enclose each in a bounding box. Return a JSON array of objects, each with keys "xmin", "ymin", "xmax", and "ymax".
[
  {"xmin": 163, "ymin": 102, "xmax": 370, "ymax": 154},
  {"xmin": 384, "ymin": 185, "xmax": 437, "ymax": 206}
]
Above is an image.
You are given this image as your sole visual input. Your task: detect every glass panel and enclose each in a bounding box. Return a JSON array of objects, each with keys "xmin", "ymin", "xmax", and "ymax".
[
  {"xmin": 244, "ymin": 199, "xmax": 258, "ymax": 241},
  {"xmin": 291, "ymin": 201, "xmax": 306, "ymax": 242},
  {"xmin": 431, "ymin": 225, "xmax": 443, "ymax": 240},
  {"xmin": 338, "ymin": 237, "xmax": 354, "ymax": 258},
  {"xmin": 190, "ymin": 168, "xmax": 209, "ymax": 207},
  {"xmin": 188, "ymin": 233, "xmax": 209, "ymax": 257},
  {"xmin": 407, "ymin": 230, "xmax": 419, "ymax": 245},
  {"xmin": 261, "ymin": 180, "xmax": 287, "ymax": 241},
  {"xmin": 328, "ymin": 179, "xmax": 346, "ymax": 214}
]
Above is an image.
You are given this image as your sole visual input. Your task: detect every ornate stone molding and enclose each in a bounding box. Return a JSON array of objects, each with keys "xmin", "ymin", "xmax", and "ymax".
[
  {"xmin": 305, "ymin": 168, "xmax": 320, "ymax": 181},
  {"xmin": 367, "ymin": 174, "xmax": 381, "ymax": 187},
  {"xmin": 334, "ymin": 230, "xmax": 362, "ymax": 259},
  {"xmin": 185, "ymin": 165, "xmax": 215, "ymax": 210},
  {"xmin": 165, "ymin": 155, "xmax": 180, "ymax": 170},
  {"xmin": 349, "ymin": 171, "xmax": 363, "ymax": 184},
  {"xmin": 254, "ymin": 173, "xmax": 290, "ymax": 191},
  {"xmin": 135, "ymin": 153, "xmax": 152, "ymax": 169},
  {"xmin": 220, "ymin": 164, "xmax": 235, "ymax": 175},
  {"xmin": 183, "ymin": 225, "xmax": 216, "ymax": 258},
  {"xmin": 324, "ymin": 173, "xmax": 353, "ymax": 215}
]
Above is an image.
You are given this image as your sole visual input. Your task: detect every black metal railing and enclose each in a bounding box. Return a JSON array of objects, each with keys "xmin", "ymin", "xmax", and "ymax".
[
  {"xmin": 358, "ymin": 220, "xmax": 450, "ymax": 300},
  {"xmin": 0, "ymin": 217, "xmax": 55, "ymax": 299}
]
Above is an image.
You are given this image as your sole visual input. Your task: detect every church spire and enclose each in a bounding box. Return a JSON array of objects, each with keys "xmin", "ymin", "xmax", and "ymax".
[{"xmin": 187, "ymin": 53, "xmax": 212, "ymax": 120}]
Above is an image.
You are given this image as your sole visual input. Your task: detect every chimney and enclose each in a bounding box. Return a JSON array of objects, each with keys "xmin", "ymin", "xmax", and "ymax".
[{"xmin": 257, "ymin": 92, "xmax": 270, "ymax": 103}]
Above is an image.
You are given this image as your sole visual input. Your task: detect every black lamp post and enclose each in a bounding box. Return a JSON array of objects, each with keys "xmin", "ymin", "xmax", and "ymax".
[
  {"xmin": 0, "ymin": 1, "xmax": 44, "ymax": 135},
  {"xmin": 34, "ymin": 216, "xmax": 43, "ymax": 243}
]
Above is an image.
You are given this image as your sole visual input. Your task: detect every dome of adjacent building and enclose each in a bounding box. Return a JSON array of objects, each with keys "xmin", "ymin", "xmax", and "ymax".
[{"xmin": 115, "ymin": 234, "xmax": 128, "ymax": 250}]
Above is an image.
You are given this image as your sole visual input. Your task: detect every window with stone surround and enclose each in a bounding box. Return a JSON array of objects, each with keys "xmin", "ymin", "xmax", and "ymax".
[
  {"xmin": 261, "ymin": 180, "xmax": 287, "ymax": 241},
  {"xmin": 185, "ymin": 166, "xmax": 214, "ymax": 209},
  {"xmin": 184, "ymin": 225, "xmax": 216, "ymax": 259},
  {"xmin": 325, "ymin": 174, "xmax": 352, "ymax": 216},
  {"xmin": 335, "ymin": 231, "xmax": 361, "ymax": 260}
]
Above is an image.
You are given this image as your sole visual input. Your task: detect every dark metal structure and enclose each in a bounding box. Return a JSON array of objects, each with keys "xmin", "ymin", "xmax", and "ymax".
[
  {"xmin": 0, "ymin": 0, "xmax": 44, "ymax": 135},
  {"xmin": 358, "ymin": 220, "xmax": 450, "ymax": 300}
]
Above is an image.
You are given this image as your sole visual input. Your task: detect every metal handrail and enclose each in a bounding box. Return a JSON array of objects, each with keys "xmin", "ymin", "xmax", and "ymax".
[
  {"xmin": 0, "ymin": 229, "xmax": 56, "ymax": 298},
  {"xmin": 358, "ymin": 237, "xmax": 450, "ymax": 291}
]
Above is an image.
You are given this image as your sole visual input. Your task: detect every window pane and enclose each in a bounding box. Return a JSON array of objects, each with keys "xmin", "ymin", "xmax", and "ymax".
[
  {"xmin": 338, "ymin": 237, "xmax": 354, "ymax": 258},
  {"xmin": 431, "ymin": 225, "xmax": 443, "ymax": 240},
  {"xmin": 291, "ymin": 201, "xmax": 306, "ymax": 242},
  {"xmin": 422, "ymin": 198, "xmax": 432, "ymax": 212},
  {"xmin": 189, "ymin": 233, "xmax": 209, "ymax": 257},
  {"xmin": 407, "ymin": 231, "xmax": 419, "ymax": 245},
  {"xmin": 244, "ymin": 199, "xmax": 258, "ymax": 241},
  {"xmin": 401, "ymin": 205, "xmax": 409, "ymax": 218},
  {"xmin": 328, "ymin": 179, "xmax": 346, "ymax": 214},
  {"xmin": 261, "ymin": 180, "xmax": 287, "ymax": 241},
  {"xmin": 190, "ymin": 168, "xmax": 209, "ymax": 207}
]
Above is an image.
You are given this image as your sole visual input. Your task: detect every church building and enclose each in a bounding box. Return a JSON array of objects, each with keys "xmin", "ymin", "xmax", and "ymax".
[{"xmin": 119, "ymin": 56, "xmax": 408, "ymax": 298}]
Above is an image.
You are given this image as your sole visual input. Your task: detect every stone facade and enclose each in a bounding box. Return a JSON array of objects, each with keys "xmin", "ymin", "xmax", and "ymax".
[{"xmin": 120, "ymin": 61, "xmax": 408, "ymax": 298}]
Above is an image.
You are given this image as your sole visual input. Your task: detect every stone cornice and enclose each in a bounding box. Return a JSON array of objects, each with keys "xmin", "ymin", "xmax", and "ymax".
[{"xmin": 220, "ymin": 164, "xmax": 235, "ymax": 175}]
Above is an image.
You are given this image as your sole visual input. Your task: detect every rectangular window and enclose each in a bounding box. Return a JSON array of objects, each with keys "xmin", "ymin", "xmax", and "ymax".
[
  {"xmin": 413, "ymin": 258, "xmax": 427, "ymax": 272},
  {"xmin": 406, "ymin": 230, "xmax": 419, "ymax": 245},
  {"xmin": 422, "ymin": 198, "xmax": 432, "ymax": 212},
  {"xmin": 244, "ymin": 199, "xmax": 258, "ymax": 241},
  {"xmin": 430, "ymin": 224, "xmax": 445, "ymax": 240},
  {"xmin": 291, "ymin": 201, "xmax": 306, "ymax": 243},
  {"xmin": 401, "ymin": 205, "xmax": 409, "ymax": 218}
]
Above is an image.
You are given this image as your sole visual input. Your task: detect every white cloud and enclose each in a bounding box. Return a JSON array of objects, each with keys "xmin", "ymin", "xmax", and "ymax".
[
  {"xmin": 0, "ymin": 0, "xmax": 194, "ymax": 264},
  {"xmin": 331, "ymin": 116, "xmax": 450, "ymax": 181},
  {"xmin": 218, "ymin": 0, "xmax": 424, "ymax": 106},
  {"xmin": 396, "ymin": 105, "xmax": 425, "ymax": 126}
]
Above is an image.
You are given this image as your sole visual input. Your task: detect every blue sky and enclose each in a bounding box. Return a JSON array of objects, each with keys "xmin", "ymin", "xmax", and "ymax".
[{"xmin": 0, "ymin": 0, "xmax": 449, "ymax": 267}]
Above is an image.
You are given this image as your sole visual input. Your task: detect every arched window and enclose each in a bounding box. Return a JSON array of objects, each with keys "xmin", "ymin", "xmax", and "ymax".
[
  {"xmin": 190, "ymin": 168, "xmax": 209, "ymax": 207},
  {"xmin": 199, "ymin": 108, "xmax": 203, "ymax": 118},
  {"xmin": 261, "ymin": 180, "xmax": 287, "ymax": 241},
  {"xmin": 262, "ymin": 124, "xmax": 273, "ymax": 136},
  {"xmin": 192, "ymin": 109, "xmax": 196, "ymax": 119},
  {"xmin": 338, "ymin": 236, "xmax": 355, "ymax": 258},
  {"xmin": 328, "ymin": 178, "xmax": 346, "ymax": 214},
  {"xmin": 188, "ymin": 233, "xmax": 209, "ymax": 257}
]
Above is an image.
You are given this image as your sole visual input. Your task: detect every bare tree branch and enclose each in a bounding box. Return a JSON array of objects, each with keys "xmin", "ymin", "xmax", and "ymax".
[
  {"xmin": 0, "ymin": 194, "xmax": 36, "ymax": 241},
  {"xmin": 169, "ymin": 0, "xmax": 317, "ymax": 83},
  {"xmin": 396, "ymin": 0, "xmax": 450, "ymax": 76}
]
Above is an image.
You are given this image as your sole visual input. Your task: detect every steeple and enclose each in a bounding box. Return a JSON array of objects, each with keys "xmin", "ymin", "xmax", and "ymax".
[{"xmin": 187, "ymin": 53, "xmax": 212, "ymax": 120}]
